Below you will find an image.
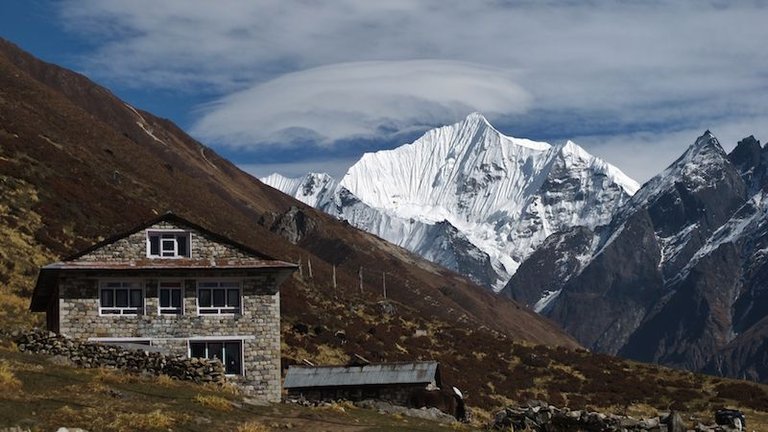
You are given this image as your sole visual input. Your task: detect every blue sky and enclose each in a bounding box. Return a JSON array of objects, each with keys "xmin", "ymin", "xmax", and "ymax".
[{"xmin": 2, "ymin": 1, "xmax": 768, "ymax": 182}]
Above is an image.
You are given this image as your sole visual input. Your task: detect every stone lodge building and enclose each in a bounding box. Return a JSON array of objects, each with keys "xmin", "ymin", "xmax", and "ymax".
[{"xmin": 30, "ymin": 213, "xmax": 296, "ymax": 401}]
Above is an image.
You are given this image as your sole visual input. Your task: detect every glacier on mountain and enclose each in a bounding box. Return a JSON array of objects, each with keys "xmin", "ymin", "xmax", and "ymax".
[{"xmin": 262, "ymin": 113, "xmax": 638, "ymax": 290}]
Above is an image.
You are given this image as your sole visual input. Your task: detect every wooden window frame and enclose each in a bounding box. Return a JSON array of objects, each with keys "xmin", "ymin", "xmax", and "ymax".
[
  {"xmin": 146, "ymin": 230, "xmax": 191, "ymax": 259},
  {"xmin": 99, "ymin": 280, "xmax": 144, "ymax": 316},
  {"xmin": 188, "ymin": 339, "xmax": 244, "ymax": 376},
  {"xmin": 158, "ymin": 280, "xmax": 184, "ymax": 315},
  {"xmin": 196, "ymin": 280, "xmax": 242, "ymax": 315}
]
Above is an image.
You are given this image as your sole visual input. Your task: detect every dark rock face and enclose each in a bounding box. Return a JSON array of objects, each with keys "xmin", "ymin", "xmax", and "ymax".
[
  {"xmin": 620, "ymin": 242, "xmax": 742, "ymax": 371},
  {"xmin": 549, "ymin": 209, "xmax": 665, "ymax": 354},
  {"xmin": 505, "ymin": 132, "xmax": 768, "ymax": 382},
  {"xmin": 502, "ymin": 226, "xmax": 596, "ymax": 309},
  {"xmin": 262, "ymin": 206, "xmax": 317, "ymax": 244},
  {"xmin": 703, "ymin": 315, "xmax": 768, "ymax": 381},
  {"xmin": 729, "ymin": 135, "xmax": 767, "ymax": 194},
  {"xmin": 419, "ymin": 220, "xmax": 499, "ymax": 289}
]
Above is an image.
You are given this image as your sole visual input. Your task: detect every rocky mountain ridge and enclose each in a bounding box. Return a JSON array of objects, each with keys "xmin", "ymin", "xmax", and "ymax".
[
  {"xmin": 505, "ymin": 132, "xmax": 768, "ymax": 382},
  {"xmin": 263, "ymin": 113, "xmax": 638, "ymax": 290}
]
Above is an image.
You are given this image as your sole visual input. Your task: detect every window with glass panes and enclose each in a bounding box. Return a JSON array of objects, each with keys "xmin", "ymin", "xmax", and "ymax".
[
  {"xmin": 147, "ymin": 231, "xmax": 191, "ymax": 258},
  {"xmin": 197, "ymin": 281, "xmax": 241, "ymax": 314},
  {"xmin": 158, "ymin": 281, "xmax": 183, "ymax": 315},
  {"xmin": 189, "ymin": 340, "xmax": 242, "ymax": 374},
  {"xmin": 100, "ymin": 281, "xmax": 143, "ymax": 315}
]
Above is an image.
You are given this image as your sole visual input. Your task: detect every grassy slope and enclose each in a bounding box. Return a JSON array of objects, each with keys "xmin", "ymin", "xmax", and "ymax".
[
  {"xmin": 0, "ymin": 339, "xmax": 470, "ymax": 432},
  {"xmin": 3, "ymin": 336, "xmax": 768, "ymax": 431}
]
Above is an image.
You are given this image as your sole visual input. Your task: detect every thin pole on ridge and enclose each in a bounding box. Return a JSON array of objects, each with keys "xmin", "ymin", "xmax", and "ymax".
[{"xmin": 359, "ymin": 266, "xmax": 364, "ymax": 295}]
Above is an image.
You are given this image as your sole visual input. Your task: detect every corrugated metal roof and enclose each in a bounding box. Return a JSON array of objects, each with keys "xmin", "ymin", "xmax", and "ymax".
[{"xmin": 284, "ymin": 361, "xmax": 439, "ymax": 389}]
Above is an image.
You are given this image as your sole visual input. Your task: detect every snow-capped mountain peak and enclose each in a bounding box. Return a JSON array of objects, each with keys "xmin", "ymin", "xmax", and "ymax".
[
  {"xmin": 262, "ymin": 172, "xmax": 337, "ymax": 208},
  {"xmin": 265, "ymin": 112, "xmax": 638, "ymax": 290},
  {"xmin": 624, "ymin": 131, "xmax": 730, "ymax": 217}
]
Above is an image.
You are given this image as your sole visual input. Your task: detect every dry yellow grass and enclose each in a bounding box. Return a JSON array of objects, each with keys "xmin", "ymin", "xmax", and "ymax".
[
  {"xmin": 312, "ymin": 400, "xmax": 354, "ymax": 414},
  {"xmin": 0, "ymin": 360, "xmax": 21, "ymax": 391},
  {"xmin": 93, "ymin": 366, "xmax": 136, "ymax": 384},
  {"xmin": 0, "ymin": 177, "xmax": 54, "ymax": 329},
  {"xmin": 202, "ymin": 380, "xmax": 242, "ymax": 395},
  {"xmin": 284, "ymin": 343, "xmax": 347, "ymax": 366},
  {"xmin": 153, "ymin": 373, "xmax": 177, "ymax": 387},
  {"xmin": 108, "ymin": 409, "xmax": 177, "ymax": 431},
  {"xmin": 194, "ymin": 393, "xmax": 233, "ymax": 411},
  {"xmin": 235, "ymin": 421, "xmax": 272, "ymax": 432}
]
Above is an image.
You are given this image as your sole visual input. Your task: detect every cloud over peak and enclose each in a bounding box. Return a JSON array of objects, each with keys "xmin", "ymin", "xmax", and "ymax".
[
  {"xmin": 191, "ymin": 60, "xmax": 531, "ymax": 147},
  {"xmin": 56, "ymin": 0, "xmax": 768, "ymax": 180}
]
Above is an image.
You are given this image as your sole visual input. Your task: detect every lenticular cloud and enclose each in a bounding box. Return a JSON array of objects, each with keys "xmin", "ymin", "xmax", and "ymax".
[{"xmin": 191, "ymin": 60, "xmax": 531, "ymax": 148}]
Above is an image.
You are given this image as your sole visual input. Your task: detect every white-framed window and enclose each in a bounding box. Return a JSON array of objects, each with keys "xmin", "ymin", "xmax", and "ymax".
[
  {"xmin": 147, "ymin": 230, "xmax": 191, "ymax": 258},
  {"xmin": 189, "ymin": 340, "xmax": 243, "ymax": 375},
  {"xmin": 158, "ymin": 281, "xmax": 183, "ymax": 315},
  {"xmin": 99, "ymin": 281, "xmax": 144, "ymax": 315},
  {"xmin": 197, "ymin": 281, "xmax": 241, "ymax": 315}
]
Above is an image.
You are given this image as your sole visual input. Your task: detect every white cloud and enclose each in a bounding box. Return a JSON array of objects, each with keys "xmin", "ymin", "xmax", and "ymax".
[
  {"xmin": 574, "ymin": 115, "xmax": 768, "ymax": 183},
  {"xmin": 191, "ymin": 60, "xmax": 530, "ymax": 146},
  {"xmin": 56, "ymin": 0, "xmax": 768, "ymax": 179}
]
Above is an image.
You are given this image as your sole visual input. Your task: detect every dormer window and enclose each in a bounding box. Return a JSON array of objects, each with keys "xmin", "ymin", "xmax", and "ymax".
[{"xmin": 147, "ymin": 230, "xmax": 191, "ymax": 258}]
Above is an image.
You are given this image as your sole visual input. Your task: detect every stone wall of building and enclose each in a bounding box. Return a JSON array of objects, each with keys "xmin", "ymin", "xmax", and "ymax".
[
  {"xmin": 75, "ymin": 221, "xmax": 254, "ymax": 262},
  {"xmin": 57, "ymin": 270, "xmax": 282, "ymax": 401}
]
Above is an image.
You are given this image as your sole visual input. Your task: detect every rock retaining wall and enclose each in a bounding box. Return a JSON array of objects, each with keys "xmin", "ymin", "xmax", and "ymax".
[
  {"xmin": 13, "ymin": 329, "xmax": 225, "ymax": 384},
  {"xmin": 491, "ymin": 403, "xmax": 669, "ymax": 431},
  {"xmin": 490, "ymin": 401, "xmax": 742, "ymax": 432}
]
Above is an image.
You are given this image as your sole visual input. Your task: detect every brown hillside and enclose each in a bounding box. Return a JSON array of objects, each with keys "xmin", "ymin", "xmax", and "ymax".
[{"xmin": 0, "ymin": 37, "xmax": 577, "ymax": 407}]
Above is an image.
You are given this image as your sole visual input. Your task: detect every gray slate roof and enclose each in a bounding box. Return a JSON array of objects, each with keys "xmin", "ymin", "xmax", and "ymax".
[{"xmin": 284, "ymin": 361, "xmax": 440, "ymax": 389}]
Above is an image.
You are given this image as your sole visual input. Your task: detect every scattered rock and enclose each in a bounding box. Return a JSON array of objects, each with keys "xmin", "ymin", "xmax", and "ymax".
[
  {"xmin": 354, "ymin": 399, "xmax": 456, "ymax": 424},
  {"xmin": 378, "ymin": 301, "xmax": 397, "ymax": 316},
  {"xmin": 292, "ymin": 323, "xmax": 309, "ymax": 335},
  {"xmin": 489, "ymin": 402, "xmax": 688, "ymax": 431}
]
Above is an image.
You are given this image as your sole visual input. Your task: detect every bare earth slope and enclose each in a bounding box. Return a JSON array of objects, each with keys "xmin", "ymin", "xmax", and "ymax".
[{"xmin": 0, "ymin": 38, "xmax": 579, "ymax": 409}]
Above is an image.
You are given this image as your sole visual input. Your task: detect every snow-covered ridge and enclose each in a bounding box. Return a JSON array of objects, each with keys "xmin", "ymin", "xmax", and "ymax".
[
  {"xmin": 589, "ymin": 131, "xmax": 733, "ymax": 263},
  {"xmin": 263, "ymin": 113, "xmax": 639, "ymax": 290},
  {"xmin": 623, "ymin": 131, "xmax": 726, "ymax": 216},
  {"xmin": 262, "ymin": 173, "xmax": 304, "ymax": 196},
  {"xmin": 671, "ymin": 191, "xmax": 768, "ymax": 285},
  {"xmin": 263, "ymin": 172, "xmax": 337, "ymax": 208}
]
